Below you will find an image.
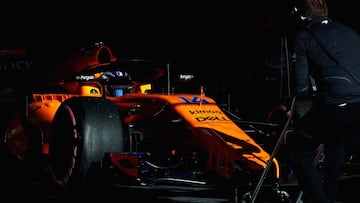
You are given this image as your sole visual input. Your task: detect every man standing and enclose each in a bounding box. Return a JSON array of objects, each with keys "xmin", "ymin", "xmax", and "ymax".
[{"xmin": 288, "ymin": 0, "xmax": 360, "ymax": 202}]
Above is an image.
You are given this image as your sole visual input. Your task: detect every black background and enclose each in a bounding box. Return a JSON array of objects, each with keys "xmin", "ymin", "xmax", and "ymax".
[{"xmin": 1, "ymin": 0, "xmax": 359, "ymax": 119}]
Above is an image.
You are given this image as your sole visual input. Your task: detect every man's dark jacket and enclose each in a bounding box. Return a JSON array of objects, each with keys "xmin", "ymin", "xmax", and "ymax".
[{"xmin": 293, "ymin": 16, "xmax": 360, "ymax": 105}]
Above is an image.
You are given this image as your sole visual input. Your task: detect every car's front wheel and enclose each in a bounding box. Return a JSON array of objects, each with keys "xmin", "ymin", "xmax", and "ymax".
[{"xmin": 49, "ymin": 97, "xmax": 127, "ymax": 191}]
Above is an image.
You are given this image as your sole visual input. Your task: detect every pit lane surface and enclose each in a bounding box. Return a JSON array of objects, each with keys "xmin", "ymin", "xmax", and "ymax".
[{"xmin": 1, "ymin": 163, "xmax": 359, "ymax": 203}]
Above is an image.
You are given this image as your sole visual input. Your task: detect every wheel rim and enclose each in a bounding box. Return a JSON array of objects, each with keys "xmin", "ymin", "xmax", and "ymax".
[{"xmin": 50, "ymin": 104, "xmax": 80, "ymax": 186}]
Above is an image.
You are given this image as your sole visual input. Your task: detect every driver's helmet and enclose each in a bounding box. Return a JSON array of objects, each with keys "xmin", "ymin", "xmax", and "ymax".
[{"xmin": 99, "ymin": 70, "xmax": 133, "ymax": 96}]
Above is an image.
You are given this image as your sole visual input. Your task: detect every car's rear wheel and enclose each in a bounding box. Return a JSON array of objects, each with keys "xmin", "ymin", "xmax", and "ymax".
[{"xmin": 49, "ymin": 97, "xmax": 127, "ymax": 191}]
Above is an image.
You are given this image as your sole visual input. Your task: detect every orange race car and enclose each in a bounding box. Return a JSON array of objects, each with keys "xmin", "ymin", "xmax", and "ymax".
[{"xmin": 2, "ymin": 42, "xmax": 290, "ymax": 202}]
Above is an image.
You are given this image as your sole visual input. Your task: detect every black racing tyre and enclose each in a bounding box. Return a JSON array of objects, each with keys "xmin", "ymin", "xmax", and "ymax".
[{"xmin": 49, "ymin": 97, "xmax": 127, "ymax": 189}]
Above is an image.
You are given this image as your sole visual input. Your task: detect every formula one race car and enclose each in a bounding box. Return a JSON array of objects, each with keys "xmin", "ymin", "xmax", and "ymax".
[{"xmin": 2, "ymin": 42, "xmax": 290, "ymax": 202}]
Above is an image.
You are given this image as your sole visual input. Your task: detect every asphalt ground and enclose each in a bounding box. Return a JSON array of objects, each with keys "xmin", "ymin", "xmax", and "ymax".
[{"xmin": 1, "ymin": 141, "xmax": 359, "ymax": 203}]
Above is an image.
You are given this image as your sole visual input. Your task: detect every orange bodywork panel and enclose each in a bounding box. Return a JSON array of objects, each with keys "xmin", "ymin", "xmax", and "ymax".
[
  {"xmin": 4, "ymin": 94, "xmax": 77, "ymax": 159},
  {"xmin": 114, "ymin": 93, "xmax": 279, "ymax": 177}
]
